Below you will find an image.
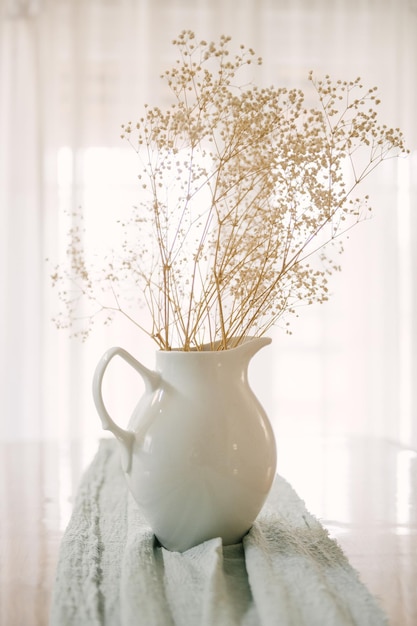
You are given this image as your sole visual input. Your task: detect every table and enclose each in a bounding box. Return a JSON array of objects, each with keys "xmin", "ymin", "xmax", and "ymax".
[{"xmin": 0, "ymin": 436, "xmax": 416, "ymax": 625}]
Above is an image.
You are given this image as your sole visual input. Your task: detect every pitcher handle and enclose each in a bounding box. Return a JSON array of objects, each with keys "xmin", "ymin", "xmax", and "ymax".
[{"xmin": 92, "ymin": 347, "xmax": 160, "ymax": 472}]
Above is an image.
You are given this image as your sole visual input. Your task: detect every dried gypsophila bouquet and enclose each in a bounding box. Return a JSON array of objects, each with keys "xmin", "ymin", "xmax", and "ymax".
[{"xmin": 51, "ymin": 30, "xmax": 408, "ymax": 351}]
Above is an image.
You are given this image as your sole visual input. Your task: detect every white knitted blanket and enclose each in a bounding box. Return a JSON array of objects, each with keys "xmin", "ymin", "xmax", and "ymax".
[{"xmin": 50, "ymin": 439, "xmax": 388, "ymax": 626}]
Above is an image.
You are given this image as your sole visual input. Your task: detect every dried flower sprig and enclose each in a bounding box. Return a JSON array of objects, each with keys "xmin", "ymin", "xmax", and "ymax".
[{"xmin": 51, "ymin": 30, "xmax": 408, "ymax": 350}]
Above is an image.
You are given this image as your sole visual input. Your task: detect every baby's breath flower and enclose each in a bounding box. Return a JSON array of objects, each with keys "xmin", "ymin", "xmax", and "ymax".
[{"xmin": 51, "ymin": 32, "xmax": 408, "ymax": 350}]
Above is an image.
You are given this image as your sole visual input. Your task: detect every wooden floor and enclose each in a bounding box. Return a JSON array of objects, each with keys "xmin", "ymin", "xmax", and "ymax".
[{"xmin": 0, "ymin": 436, "xmax": 416, "ymax": 625}]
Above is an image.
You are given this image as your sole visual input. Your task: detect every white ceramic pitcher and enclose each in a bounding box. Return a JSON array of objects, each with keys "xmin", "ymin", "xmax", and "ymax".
[{"xmin": 92, "ymin": 336, "xmax": 277, "ymax": 552}]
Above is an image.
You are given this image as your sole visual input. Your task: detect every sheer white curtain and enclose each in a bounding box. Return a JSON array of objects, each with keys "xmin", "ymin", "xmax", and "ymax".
[{"xmin": 1, "ymin": 0, "xmax": 416, "ymax": 446}]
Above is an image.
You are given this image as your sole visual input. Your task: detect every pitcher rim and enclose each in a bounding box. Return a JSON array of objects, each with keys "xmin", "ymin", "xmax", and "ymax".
[{"xmin": 156, "ymin": 335, "xmax": 272, "ymax": 355}]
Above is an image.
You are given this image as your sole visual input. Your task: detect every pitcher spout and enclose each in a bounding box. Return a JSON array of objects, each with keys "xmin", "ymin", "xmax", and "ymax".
[
  {"xmin": 224, "ymin": 335, "xmax": 272, "ymax": 361},
  {"xmin": 236, "ymin": 335, "xmax": 272, "ymax": 353},
  {"xmin": 203, "ymin": 335, "xmax": 271, "ymax": 354}
]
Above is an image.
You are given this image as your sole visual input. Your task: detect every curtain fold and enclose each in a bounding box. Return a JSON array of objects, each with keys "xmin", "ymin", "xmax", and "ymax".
[
  {"xmin": 1, "ymin": 0, "xmax": 416, "ymax": 446},
  {"xmin": 1, "ymin": 9, "xmax": 43, "ymax": 437}
]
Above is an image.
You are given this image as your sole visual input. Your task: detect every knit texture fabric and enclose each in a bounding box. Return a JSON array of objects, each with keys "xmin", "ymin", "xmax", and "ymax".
[{"xmin": 50, "ymin": 439, "xmax": 388, "ymax": 626}]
